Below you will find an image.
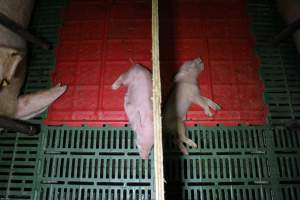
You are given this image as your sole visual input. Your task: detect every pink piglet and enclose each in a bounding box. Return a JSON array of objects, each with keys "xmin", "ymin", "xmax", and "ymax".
[{"xmin": 112, "ymin": 64, "xmax": 154, "ymax": 160}]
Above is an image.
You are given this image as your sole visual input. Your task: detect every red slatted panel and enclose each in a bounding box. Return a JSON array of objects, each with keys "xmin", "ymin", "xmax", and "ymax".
[{"xmin": 45, "ymin": 0, "xmax": 267, "ymax": 126}]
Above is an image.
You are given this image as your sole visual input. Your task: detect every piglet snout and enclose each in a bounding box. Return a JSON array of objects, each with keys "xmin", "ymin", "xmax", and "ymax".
[
  {"xmin": 111, "ymin": 84, "xmax": 118, "ymax": 90},
  {"xmin": 111, "ymin": 82, "xmax": 121, "ymax": 90}
]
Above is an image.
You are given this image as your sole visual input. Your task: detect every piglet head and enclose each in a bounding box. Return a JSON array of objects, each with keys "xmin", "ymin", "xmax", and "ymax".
[
  {"xmin": 0, "ymin": 47, "xmax": 23, "ymax": 89},
  {"xmin": 112, "ymin": 64, "xmax": 144, "ymax": 90},
  {"xmin": 175, "ymin": 57, "xmax": 204, "ymax": 83}
]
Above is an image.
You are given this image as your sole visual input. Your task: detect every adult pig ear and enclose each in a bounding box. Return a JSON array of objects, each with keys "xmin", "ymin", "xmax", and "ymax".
[
  {"xmin": 7, "ymin": 51, "xmax": 24, "ymax": 81},
  {"xmin": 0, "ymin": 46, "xmax": 24, "ymax": 82}
]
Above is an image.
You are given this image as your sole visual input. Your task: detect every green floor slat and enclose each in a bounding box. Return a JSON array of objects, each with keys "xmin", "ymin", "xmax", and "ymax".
[
  {"xmin": 1, "ymin": 0, "xmax": 300, "ymax": 199},
  {"xmin": 39, "ymin": 127, "xmax": 152, "ymax": 181},
  {"xmin": 248, "ymin": 0, "xmax": 300, "ymax": 125},
  {"xmin": 0, "ymin": 133, "xmax": 40, "ymax": 199},
  {"xmin": 38, "ymin": 185, "xmax": 152, "ymax": 200},
  {"xmin": 164, "ymin": 126, "xmax": 282, "ymax": 200},
  {"xmin": 34, "ymin": 126, "xmax": 155, "ymax": 200},
  {"xmin": 164, "ymin": 126, "xmax": 300, "ymax": 200}
]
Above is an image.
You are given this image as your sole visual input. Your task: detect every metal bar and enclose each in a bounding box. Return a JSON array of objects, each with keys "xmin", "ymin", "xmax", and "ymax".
[
  {"xmin": 0, "ymin": 115, "xmax": 40, "ymax": 135},
  {"xmin": 152, "ymin": 0, "xmax": 165, "ymax": 199},
  {"xmin": 0, "ymin": 12, "xmax": 51, "ymax": 49}
]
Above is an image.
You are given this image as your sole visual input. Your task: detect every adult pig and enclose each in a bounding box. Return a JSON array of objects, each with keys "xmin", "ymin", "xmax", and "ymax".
[
  {"xmin": 277, "ymin": 0, "xmax": 300, "ymax": 54},
  {"xmin": 0, "ymin": 0, "xmax": 67, "ymax": 120}
]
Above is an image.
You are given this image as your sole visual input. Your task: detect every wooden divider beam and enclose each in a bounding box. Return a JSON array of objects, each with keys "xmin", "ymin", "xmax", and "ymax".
[{"xmin": 152, "ymin": 0, "xmax": 165, "ymax": 199}]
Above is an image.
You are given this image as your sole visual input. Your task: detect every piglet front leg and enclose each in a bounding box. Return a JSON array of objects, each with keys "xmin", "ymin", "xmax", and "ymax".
[
  {"xmin": 192, "ymin": 95, "xmax": 221, "ymax": 117},
  {"xmin": 15, "ymin": 83, "xmax": 67, "ymax": 120}
]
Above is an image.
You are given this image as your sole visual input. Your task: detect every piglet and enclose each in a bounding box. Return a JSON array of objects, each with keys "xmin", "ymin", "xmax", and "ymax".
[
  {"xmin": 112, "ymin": 64, "xmax": 154, "ymax": 160},
  {"xmin": 163, "ymin": 58, "xmax": 221, "ymax": 155}
]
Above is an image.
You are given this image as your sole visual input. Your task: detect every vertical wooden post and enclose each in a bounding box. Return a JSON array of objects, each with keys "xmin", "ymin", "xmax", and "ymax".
[{"xmin": 152, "ymin": 0, "xmax": 165, "ymax": 199}]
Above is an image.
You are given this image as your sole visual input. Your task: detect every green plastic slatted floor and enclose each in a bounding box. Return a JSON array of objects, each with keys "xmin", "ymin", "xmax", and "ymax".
[
  {"xmin": 250, "ymin": 0, "xmax": 300, "ymax": 126},
  {"xmin": 0, "ymin": 0, "xmax": 300, "ymax": 199}
]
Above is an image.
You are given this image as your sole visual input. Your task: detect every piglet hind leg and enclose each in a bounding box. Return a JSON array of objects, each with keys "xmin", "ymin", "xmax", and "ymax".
[
  {"xmin": 139, "ymin": 145, "xmax": 151, "ymax": 160},
  {"xmin": 176, "ymin": 119, "xmax": 197, "ymax": 155},
  {"xmin": 175, "ymin": 139, "xmax": 189, "ymax": 155},
  {"xmin": 15, "ymin": 83, "xmax": 67, "ymax": 120},
  {"xmin": 192, "ymin": 95, "xmax": 213, "ymax": 117}
]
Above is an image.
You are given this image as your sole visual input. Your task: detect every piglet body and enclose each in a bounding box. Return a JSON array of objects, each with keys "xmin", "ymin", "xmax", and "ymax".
[
  {"xmin": 163, "ymin": 58, "xmax": 221, "ymax": 154},
  {"xmin": 112, "ymin": 64, "xmax": 154, "ymax": 160}
]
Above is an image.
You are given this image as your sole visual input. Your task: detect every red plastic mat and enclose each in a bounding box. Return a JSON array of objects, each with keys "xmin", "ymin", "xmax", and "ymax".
[{"xmin": 45, "ymin": 0, "xmax": 268, "ymax": 126}]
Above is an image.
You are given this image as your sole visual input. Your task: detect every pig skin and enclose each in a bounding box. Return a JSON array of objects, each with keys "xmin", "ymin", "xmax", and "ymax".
[
  {"xmin": 0, "ymin": 0, "xmax": 67, "ymax": 120},
  {"xmin": 112, "ymin": 64, "xmax": 154, "ymax": 160},
  {"xmin": 163, "ymin": 58, "xmax": 221, "ymax": 155}
]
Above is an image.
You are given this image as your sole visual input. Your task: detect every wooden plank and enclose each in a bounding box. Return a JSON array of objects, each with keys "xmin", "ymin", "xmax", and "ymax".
[{"xmin": 152, "ymin": 0, "xmax": 165, "ymax": 199}]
